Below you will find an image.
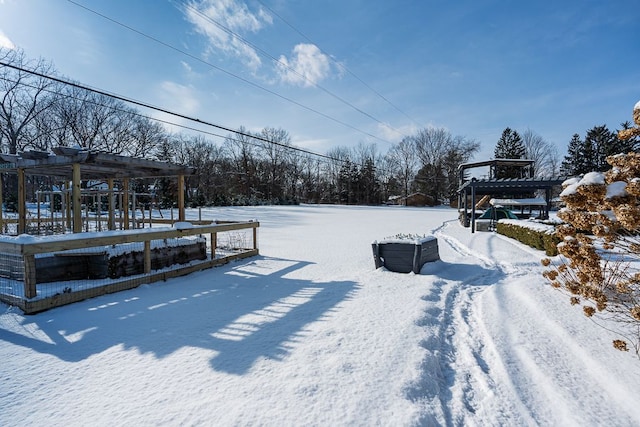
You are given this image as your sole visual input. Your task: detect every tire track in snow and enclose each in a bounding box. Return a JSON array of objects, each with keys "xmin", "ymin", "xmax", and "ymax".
[
  {"xmin": 478, "ymin": 280, "xmax": 640, "ymax": 425},
  {"xmin": 405, "ymin": 220, "xmax": 518, "ymax": 425},
  {"xmin": 417, "ymin": 219, "xmax": 640, "ymax": 425}
]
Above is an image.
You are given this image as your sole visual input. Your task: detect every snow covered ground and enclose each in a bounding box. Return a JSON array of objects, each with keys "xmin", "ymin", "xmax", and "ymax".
[{"xmin": 1, "ymin": 204, "xmax": 639, "ymax": 426}]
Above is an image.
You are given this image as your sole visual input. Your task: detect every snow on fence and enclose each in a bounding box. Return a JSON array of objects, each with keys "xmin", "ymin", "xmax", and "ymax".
[{"xmin": 0, "ymin": 220, "xmax": 259, "ymax": 314}]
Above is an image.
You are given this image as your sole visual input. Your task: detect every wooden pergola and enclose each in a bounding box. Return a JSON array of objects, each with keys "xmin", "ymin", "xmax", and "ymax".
[{"xmin": 0, "ymin": 147, "xmax": 195, "ymax": 234}]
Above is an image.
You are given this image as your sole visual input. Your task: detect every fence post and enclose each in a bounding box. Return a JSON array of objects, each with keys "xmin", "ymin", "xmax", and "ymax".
[
  {"xmin": 123, "ymin": 178, "xmax": 130, "ymax": 230},
  {"xmin": 252, "ymin": 222, "xmax": 258, "ymax": 250},
  {"xmin": 23, "ymin": 254, "xmax": 37, "ymax": 299},
  {"xmin": 144, "ymin": 240, "xmax": 151, "ymax": 274},
  {"xmin": 210, "ymin": 232, "xmax": 217, "ymax": 259}
]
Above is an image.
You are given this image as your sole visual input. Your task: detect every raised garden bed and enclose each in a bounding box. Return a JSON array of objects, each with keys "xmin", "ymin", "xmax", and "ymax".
[
  {"xmin": 0, "ymin": 239, "xmax": 207, "ymax": 283},
  {"xmin": 372, "ymin": 235, "xmax": 439, "ymax": 274}
]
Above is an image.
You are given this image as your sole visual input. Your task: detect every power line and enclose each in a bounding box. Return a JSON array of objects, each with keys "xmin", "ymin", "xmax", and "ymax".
[
  {"xmin": 0, "ymin": 60, "xmax": 364, "ymax": 167},
  {"xmin": 255, "ymin": 0, "xmax": 422, "ymax": 129},
  {"xmin": 177, "ymin": 0, "xmax": 409, "ymax": 140},
  {"xmin": 64, "ymin": 0, "xmax": 396, "ymax": 146},
  {"xmin": 2, "ymin": 70, "xmax": 399, "ymax": 180}
]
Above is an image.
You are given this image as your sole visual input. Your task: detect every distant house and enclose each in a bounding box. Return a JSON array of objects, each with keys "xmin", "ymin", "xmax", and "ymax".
[
  {"xmin": 386, "ymin": 195, "xmax": 402, "ymax": 205},
  {"xmin": 402, "ymin": 192, "xmax": 436, "ymax": 207}
]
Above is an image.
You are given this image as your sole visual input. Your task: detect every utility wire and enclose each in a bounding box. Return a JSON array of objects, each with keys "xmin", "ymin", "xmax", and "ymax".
[
  {"xmin": 255, "ymin": 0, "xmax": 422, "ymax": 128},
  {"xmin": 0, "ymin": 61, "xmax": 369, "ymax": 167},
  {"xmin": 11, "ymin": 74, "xmax": 406, "ymax": 180},
  {"xmin": 64, "ymin": 0, "xmax": 395, "ymax": 146},
  {"xmin": 3, "ymin": 73, "xmax": 397, "ymax": 179},
  {"xmin": 177, "ymin": 0, "xmax": 408, "ymax": 140}
]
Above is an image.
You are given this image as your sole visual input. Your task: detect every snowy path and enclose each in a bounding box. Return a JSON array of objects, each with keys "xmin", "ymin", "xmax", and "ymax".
[{"xmin": 415, "ymin": 219, "xmax": 640, "ymax": 426}]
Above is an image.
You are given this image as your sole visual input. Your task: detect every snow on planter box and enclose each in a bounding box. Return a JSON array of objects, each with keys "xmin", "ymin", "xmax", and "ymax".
[{"xmin": 372, "ymin": 235, "xmax": 439, "ymax": 274}]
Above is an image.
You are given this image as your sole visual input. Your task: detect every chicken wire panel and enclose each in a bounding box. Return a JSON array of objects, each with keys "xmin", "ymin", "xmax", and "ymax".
[
  {"xmin": 214, "ymin": 229, "xmax": 254, "ymax": 257},
  {"xmin": 28, "ymin": 236, "xmax": 208, "ymax": 301},
  {"xmin": 0, "ymin": 224, "xmax": 258, "ymax": 313},
  {"xmin": 0, "ymin": 252, "xmax": 25, "ymax": 298}
]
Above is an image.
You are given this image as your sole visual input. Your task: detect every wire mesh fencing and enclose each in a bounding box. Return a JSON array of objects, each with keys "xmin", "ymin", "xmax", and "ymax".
[{"xmin": 0, "ymin": 221, "xmax": 259, "ymax": 313}]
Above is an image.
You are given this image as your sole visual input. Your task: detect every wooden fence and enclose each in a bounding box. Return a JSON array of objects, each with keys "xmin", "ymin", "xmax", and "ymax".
[{"xmin": 0, "ymin": 220, "xmax": 259, "ymax": 314}]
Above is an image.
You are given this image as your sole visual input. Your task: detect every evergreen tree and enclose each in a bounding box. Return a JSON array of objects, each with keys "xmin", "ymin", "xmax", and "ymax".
[
  {"xmin": 358, "ymin": 158, "xmax": 379, "ymax": 205},
  {"xmin": 337, "ymin": 159, "xmax": 356, "ymax": 204},
  {"xmin": 617, "ymin": 121, "xmax": 638, "ymax": 153},
  {"xmin": 494, "ymin": 127, "xmax": 525, "ymax": 178},
  {"xmin": 561, "ymin": 134, "xmax": 583, "ymax": 176},
  {"xmin": 414, "ymin": 163, "xmax": 444, "ymax": 203},
  {"xmin": 580, "ymin": 134, "xmax": 598, "ymax": 174},
  {"xmin": 584, "ymin": 125, "xmax": 619, "ymax": 171},
  {"xmin": 154, "ymin": 139, "xmax": 177, "ymax": 208}
]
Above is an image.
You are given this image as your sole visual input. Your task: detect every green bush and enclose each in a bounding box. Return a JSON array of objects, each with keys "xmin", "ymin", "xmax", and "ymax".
[{"xmin": 496, "ymin": 222, "xmax": 560, "ymax": 256}]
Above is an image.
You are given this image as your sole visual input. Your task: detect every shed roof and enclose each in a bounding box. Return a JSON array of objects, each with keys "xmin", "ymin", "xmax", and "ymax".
[{"xmin": 0, "ymin": 147, "xmax": 194, "ymax": 180}]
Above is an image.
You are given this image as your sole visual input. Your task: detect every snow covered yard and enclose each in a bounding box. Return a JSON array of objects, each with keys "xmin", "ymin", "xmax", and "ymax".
[{"xmin": 1, "ymin": 205, "xmax": 639, "ymax": 426}]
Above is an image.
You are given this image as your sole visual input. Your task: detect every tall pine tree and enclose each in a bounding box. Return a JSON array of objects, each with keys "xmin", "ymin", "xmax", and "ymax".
[
  {"xmin": 580, "ymin": 132, "xmax": 599, "ymax": 173},
  {"xmin": 561, "ymin": 134, "xmax": 583, "ymax": 176},
  {"xmin": 618, "ymin": 121, "xmax": 640, "ymax": 152},
  {"xmin": 494, "ymin": 127, "xmax": 525, "ymax": 178},
  {"xmin": 584, "ymin": 125, "xmax": 620, "ymax": 171}
]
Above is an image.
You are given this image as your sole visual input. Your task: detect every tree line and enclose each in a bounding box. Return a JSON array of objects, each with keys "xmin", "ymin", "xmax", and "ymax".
[{"xmin": 1, "ymin": 48, "xmax": 637, "ymax": 208}]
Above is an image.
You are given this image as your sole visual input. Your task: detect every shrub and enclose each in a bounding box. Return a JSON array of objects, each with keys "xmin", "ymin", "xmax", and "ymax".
[
  {"xmin": 541, "ymin": 102, "xmax": 640, "ymax": 357},
  {"xmin": 496, "ymin": 221, "xmax": 560, "ymax": 256}
]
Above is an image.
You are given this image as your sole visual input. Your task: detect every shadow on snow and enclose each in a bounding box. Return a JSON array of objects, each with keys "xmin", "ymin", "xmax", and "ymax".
[{"xmin": 0, "ymin": 255, "xmax": 359, "ymax": 375}]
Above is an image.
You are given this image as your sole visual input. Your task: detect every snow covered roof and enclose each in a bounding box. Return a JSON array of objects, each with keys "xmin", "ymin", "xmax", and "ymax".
[{"xmin": 490, "ymin": 197, "xmax": 548, "ymax": 207}]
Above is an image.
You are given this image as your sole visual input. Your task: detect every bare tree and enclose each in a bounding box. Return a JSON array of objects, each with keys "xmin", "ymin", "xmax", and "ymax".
[
  {"xmin": 258, "ymin": 127, "xmax": 290, "ymax": 201},
  {"xmin": 413, "ymin": 127, "xmax": 451, "ymax": 168},
  {"xmin": 223, "ymin": 126, "xmax": 259, "ymax": 200},
  {"xmin": 125, "ymin": 115, "xmax": 167, "ymax": 158},
  {"xmin": 0, "ymin": 48, "xmax": 57, "ymax": 154},
  {"xmin": 387, "ymin": 137, "xmax": 417, "ymax": 198},
  {"xmin": 522, "ymin": 128, "xmax": 559, "ymax": 177}
]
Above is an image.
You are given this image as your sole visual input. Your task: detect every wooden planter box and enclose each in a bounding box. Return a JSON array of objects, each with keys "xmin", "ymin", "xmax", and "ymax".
[
  {"xmin": 372, "ymin": 236, "xmax": 439, "ymax": 274},
  {"xmin": 108, "ymin": 240, "xmax": 207, "ymax": 279}
]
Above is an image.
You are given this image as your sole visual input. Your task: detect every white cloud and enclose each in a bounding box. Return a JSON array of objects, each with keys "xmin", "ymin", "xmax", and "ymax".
[
  {"xmin": 151, "ymin": 81, "xmax": 201, "ymax": 132},
  {"xmin": 184, "ymin": 0, "xmax": 271, "ymax": 72},
  {"xmin": 276, "ymin": 43, "xmax": 331, "ymax": 87},
  {"xmin": 377, "ymin": 122, "xmax": 419, "ymax": 142},
  {"xmin": 181, "ymin": 61, "xmax": 193, "ymax": 74},
  {"xmin": 0, "ymin": 30, "xmax": 15, "ymax": 49},
  {"xmin": 161, "ymin": 81, "xmax": 200, "ymax": 112}
]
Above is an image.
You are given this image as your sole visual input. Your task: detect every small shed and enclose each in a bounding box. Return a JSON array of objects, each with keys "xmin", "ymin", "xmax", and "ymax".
[{"xmin": 402, "ymin": 192, "xmax": 436, "ymax": 207}]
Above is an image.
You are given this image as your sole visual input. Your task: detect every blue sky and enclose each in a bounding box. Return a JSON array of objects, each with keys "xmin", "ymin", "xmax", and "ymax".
[{"xmin": 0, "ymin": 0, "xmax": 638, "ymax": 161}]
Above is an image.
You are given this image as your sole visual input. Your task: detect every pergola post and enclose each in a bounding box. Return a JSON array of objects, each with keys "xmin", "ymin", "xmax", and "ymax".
[
  {"xmin": 178, "ymin": 174, "xmax": 185, "ymax": 222},
  {"xmin": 108, "ymin": 178, "xmax": 115, "ymax": 230},
  {"xmin": 462, "ymin": 188, "xmax": 468, "ymax": 227},
  {"xmin": 72, "ymin": 163, "xmax": 82, "ymax": 233},
  {"xmin": 17, "ymin": 168, "xmax": 26, "ymax": 234},
  {"xmin": 471, "ymin": 182, "xmax": 476, "ymax": 234},
  {"xmin": 0, "ymin": 174, "xmax": 3, "ymax": 233},
  {"xmin": 123, "ymin": 178, "xmax": 130, "ymax": 230},
  {"xmin": 64, "ymin": 181, "xmax": 71, "ymax": 230}
]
